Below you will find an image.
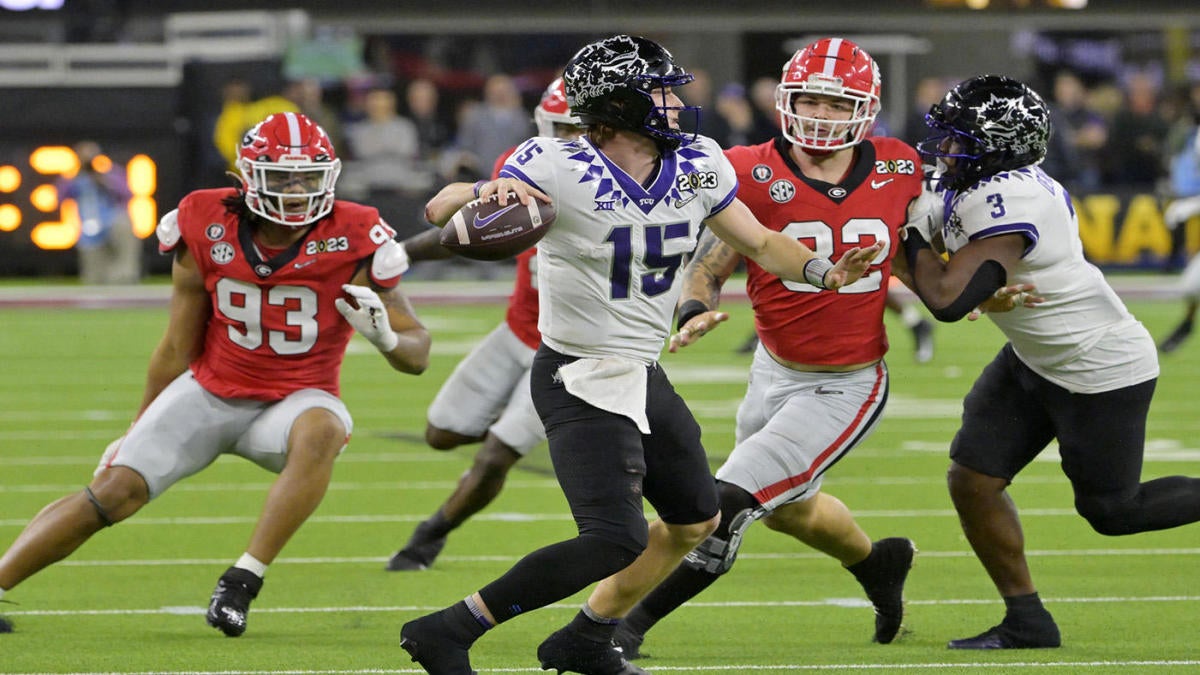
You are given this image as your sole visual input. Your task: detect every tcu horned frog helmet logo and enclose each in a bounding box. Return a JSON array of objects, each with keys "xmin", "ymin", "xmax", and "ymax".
[
  {"xmin": 237, "ymin": 112, "xmax": 342, "ymax": 227},
  {"xmin": 918, "ymin": 74, "xmax": 1050, "ymax": 190},
  {"xmin": 563, "ymin": 34, "xmax": 699, "ymax": 150}
]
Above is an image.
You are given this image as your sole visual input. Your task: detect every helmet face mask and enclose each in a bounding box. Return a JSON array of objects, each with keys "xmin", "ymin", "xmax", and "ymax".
[
  {"xmin": 237, "ymin": 112, "xmax": 341, "ymax": 227},
  {"xmin": 918, "ymin": 75, "xmax": 1050, "ymax": 190},
  {"xmin": 563, "ymin": 34, "xmax": 700, "ymax": 150},
  {"xmin": 776, "ymin": 37, "xmax": 881, "ymax": 152}
]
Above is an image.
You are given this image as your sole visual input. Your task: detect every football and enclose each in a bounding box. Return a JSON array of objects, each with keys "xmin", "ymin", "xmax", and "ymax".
[{"xmin": 440, "ymin": 192, "xmax": 556, "ymax": 261}]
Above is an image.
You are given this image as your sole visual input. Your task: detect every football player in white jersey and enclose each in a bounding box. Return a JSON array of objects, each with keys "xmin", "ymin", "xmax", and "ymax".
[
  {"xmin": 903, "ymin": 75, "xmax": 1200, "ymax": 650},
  {"xmin": 399, "ymin": 35, "xmax": 881, "ymax": 675},
  {"xmin": 612, "ymin": 37, "xmax": 919, "ymax": 660}
]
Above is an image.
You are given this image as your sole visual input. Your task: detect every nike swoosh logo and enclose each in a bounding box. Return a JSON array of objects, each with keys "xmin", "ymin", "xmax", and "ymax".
[
  {"xmin": 473, "ymin": 203, "xmax": 522, "ymax": 229},
  {"xmin": 814, "ymin": 386, "xmax": 843, "ymax": 395},
  {"xmin": 293, "ymin": 259, "xmax": 316, "ymax": 269},
  {"xmin": 870, "ymin": 178, "xmax": 894, "ymax": 189},
  {"xmin": 674, "ymin": 193, "xmax": 698, "ymax": 208}
]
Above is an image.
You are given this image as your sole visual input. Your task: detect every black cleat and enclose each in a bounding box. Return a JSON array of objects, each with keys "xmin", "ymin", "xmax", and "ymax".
[
  {"xmin": 0, "ymin": 616, "xmax": 12, "ymax": 633},
  {"xmin": 611, "ymin": 623, "xmax": 649, "ymax": 661},
  {"xmin": 386, "ymin": 520, "xmax": 449, "ymax": 571},
  {"xmin": 400, "ymin": 612, "xmax": 477, "ymax": 675},
  {"xmin": 948, "ymin": 618, "xmax": 1061, "ymax": 649},
  {"xmin": 852, "ymin": 537, "xmax": 916, "ymax": 644},
  {"xmin": 1159, "ymin": 321, "xmax": 1193, "ymax": 354},
  {"xmin": 206, "ymin": 566, "xmax": 262, "ymax": 637},
  {"xmin": 537, "ymin": 626, "xmax": 647, "ymax": 675}
]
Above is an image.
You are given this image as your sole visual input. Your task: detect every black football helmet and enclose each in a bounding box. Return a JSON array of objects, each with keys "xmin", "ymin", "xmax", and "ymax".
[
  {"xmin": 563, "ymin": 34, "xmax": 700, "ymax": 150},
  {"xmin": 918, "ymin": 75, "xmax": 1050, "ymax": 190}
]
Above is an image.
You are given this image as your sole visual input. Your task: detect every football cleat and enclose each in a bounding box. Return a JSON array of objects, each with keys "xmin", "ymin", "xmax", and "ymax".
[
  {"xmin": 400, "ymin": 612, "xmax": 477, "ymax": 675},
  {"xmin": 206, "ymin": 566, "xmax": 262, "ymax": 637},
  {"xmin": 1159, "ymin": 321, "xmax": 1193, "ymax": 354},
  {"xmin": 536, "ymin": 626, "xmax": 647, "ymax": 675},
  {"xmin": 851, "ymin": 537, "xmax": 916, "ymax": 644},
  {"xmin": 0, "ymin": 615, "xmax": 12, "ymax": 633},
  {"xmin": 912, "ymin": 319, "xmax": 934, "ymax": 364},
  {"xmin": 611, "ymin": 623, "xmax": 649, "ymax": 660},
  {"xmin": 948, "ymin": 618, "xmax": 1061, "ymax": 649},
  {"xmin": 386, "ymin": 520, "xmax": 449, "ymax": 571}
]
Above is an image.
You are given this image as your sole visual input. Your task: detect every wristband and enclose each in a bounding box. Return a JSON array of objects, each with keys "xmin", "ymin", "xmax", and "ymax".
[
  {"xmin": 676, "ymin": 299, "xmax": 710, "ymax": 331},
  {"xmin": 472, "ymin": 180, "xmax": 488, "ymax": 199},
  {"xmin": 803, "ymin": 257, "xmax": 834, "ymax": 289}
]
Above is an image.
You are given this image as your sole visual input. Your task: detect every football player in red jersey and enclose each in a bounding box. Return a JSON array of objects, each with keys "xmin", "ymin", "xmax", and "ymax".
[
  {"xmin": 0, "ymin": 113, "xmax": 430, "ymax": 638},
  {"xmin": 614, "ymin": 38, "xmax": 921, "ymax": 658},
  {"xmin": 384, "ymin": 78, "xmax": 585, "ymax": 572}
]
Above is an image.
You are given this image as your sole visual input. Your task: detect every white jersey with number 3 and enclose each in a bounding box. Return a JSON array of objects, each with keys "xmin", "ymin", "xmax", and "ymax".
[
  {"xmin": 499, "ymin": 134, "xmax": 739, "ymax": 363},
  {"xmin": 938, "ymin": 166, "xmax": 1158, "ymax": 393}
]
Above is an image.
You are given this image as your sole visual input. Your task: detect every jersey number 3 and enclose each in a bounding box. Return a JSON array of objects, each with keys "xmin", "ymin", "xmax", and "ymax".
[{"xmin": 782, "ymin": 218, "xmax": 890, "ymax": 293}]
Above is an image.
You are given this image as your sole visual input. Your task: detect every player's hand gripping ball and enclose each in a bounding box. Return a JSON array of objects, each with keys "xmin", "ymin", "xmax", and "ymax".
[{"xmin": 440, "ymin": 192, "xmax": 556, "ymax": 261}]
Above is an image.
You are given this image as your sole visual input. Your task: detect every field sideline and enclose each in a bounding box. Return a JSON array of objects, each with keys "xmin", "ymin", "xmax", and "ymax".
[{"xmin": 1, "ymin": 275, "xmax": 1198, "ymax": 674}]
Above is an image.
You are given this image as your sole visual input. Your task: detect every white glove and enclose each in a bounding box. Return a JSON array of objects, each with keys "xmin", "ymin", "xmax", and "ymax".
[
  {"xmin": 903, "ymin": 188, "xmax": 940, "ymax": 244},
  {"xmin": 335, "ymin": 284, "xmax": 399, "ymax": 352}
]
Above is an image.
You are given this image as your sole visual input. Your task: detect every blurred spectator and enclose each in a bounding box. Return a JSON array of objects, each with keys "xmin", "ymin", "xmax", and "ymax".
[
  {"xmin": 1044, "ymin": 71, "xmax": 1107, "ymax": 193},
  {"xmin": 342, "ymin": 86, "xmax": 434, "ymax": 198},
  {"xmin": 405, "ymin": 78, "xmax": 453, "ymax": 177},
  {"xmin": 1105, "ymin": 71, "xmax": 1169, "ymax": 188},
  {"xmin": 748, "ymin": 76, "xmax": 783, "ymax": 141},
  {"xmin": 903, "ymin": 76, "xmax": 950, "ymax": 147},
  {"xmin": 59, "ymin": 141, "xmax": 140, "ymax": 285},
  {"xmin": 1158, "ymin": 129, "xmax": 1200, "ymax": 350},
  {"xmin": 713, "ymin": 82, "xmax": 763, "ymax": 147},
  {"xmin": 450, "ymin": 74, "xmax": 532, "ymax": 180},
  {"xmin": 212, "ymin": 78, "xmax": 300, "ymax": 172},
  {"xmin": 284, "ymin": 78, "xmax": 346, "ymax": 155},
  {"xmin": 679, "ymin": 68, "xmax": 732, "ymax": 145}
]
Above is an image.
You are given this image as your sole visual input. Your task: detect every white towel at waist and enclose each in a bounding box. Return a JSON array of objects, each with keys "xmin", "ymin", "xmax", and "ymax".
[{"xmin": 558, "ymin": 357, "xmax": 651, "ymax": 434}]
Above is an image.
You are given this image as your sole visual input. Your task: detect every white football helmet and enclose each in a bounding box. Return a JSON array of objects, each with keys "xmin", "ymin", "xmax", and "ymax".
[
  {"xmin": 534, "ymin": 77, "xmax": 583, "ymax": 138},
  {"xmin": 776, "ymin": 37, "xmax": 881, "ymax": 152},
  {"xmin": 237, "ymin": 112, "xmax": 341, "ymax": 227}
]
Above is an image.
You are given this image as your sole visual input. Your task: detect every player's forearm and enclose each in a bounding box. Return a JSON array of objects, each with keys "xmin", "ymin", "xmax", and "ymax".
[
  {"xmin": 400, "ymin": 227, "xmax": 455, "ymax": 262},
  {"xmin": 380, "ymin": 327, "xmax": 431, "ymax": 375},
  {"xmin": 750, "ymin": 230, "xmax": 818, "ymax": 284},
  {"xmin": 423, "ymin": 182, "xmax": 477, "ymax": 226}
]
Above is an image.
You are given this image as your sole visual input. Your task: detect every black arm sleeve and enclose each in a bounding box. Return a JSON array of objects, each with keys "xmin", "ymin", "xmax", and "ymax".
[{"xmin": 926, "ymin": 259, "xmax": 1007, "ymax": 323}]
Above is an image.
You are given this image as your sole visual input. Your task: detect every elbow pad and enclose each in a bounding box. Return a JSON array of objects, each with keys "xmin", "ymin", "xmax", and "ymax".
[{"xmin": 928, "ymin": 260, "xmax": 1007, "ymax": 323}]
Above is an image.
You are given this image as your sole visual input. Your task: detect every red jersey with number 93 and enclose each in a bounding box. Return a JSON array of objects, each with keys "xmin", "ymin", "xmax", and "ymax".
[{"xmin": 162, "ymin": 188, "xmax": 399, "ymax": 400}]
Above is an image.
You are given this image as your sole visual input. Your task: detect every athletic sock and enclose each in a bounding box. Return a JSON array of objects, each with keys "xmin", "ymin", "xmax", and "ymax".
[
  {"xmin": 447, "ymin": 599, "xmax": 490, "ymax": 643},
  {"xmin": 900, "ymin": 304, "xmax": 922, "ymax": 328},
  {"xmin": 234, "ymin": 553, "xmax": 268, "ymax": 579},
  {"xmin": 568, "ymin": 606, "xmax": 620, "ymax": 643},
  {"xmin": 1002, "ymin": 592, "xmax": 1052, "ymax": 623}
]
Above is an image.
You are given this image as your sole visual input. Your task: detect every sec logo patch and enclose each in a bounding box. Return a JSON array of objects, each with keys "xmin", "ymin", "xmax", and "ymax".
[
  {"xmin": 210, "ymin": 242, "xmax": 235, "ymax": 265},
  {"xmin": 769, "ymin": 179, "xmax": 795, "ymax": 203}
]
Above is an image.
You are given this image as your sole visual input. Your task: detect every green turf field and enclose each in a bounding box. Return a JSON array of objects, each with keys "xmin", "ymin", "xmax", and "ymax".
[{"xmin": 1, "ymin": 283, "xmax": 1198, "ymax": 673}]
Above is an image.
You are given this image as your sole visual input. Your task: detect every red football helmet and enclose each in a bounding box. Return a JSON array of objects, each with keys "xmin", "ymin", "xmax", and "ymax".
[
  {"xmin": 236, "ymin": 112, "xmax": 341, "ymax": 227},
  {"xmin": 534, "ymin": 77, "xmax": 583, "ymax": 138},
  {"xmin": 776, "ymin": 38, "xmax": 881, "ymax": 152}
]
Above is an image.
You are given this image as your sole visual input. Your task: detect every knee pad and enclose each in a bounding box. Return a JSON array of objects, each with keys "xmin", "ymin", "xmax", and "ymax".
[
  {"xmin": 84, "ymin": 486, "xmax": 115, "ymax": 527},
  {"xmin": 681, "ymin": 507, "xmax": 763, "ymax": 575}
]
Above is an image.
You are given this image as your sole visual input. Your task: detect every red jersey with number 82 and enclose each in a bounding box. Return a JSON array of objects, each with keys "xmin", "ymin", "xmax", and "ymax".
[
  {"xmin": 725, "ymin": 137, "xmax": 922, "ymax": 365},
  {"xmin": 162, "ymin": 188, "xmax": 399, "ymax": 400}
]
